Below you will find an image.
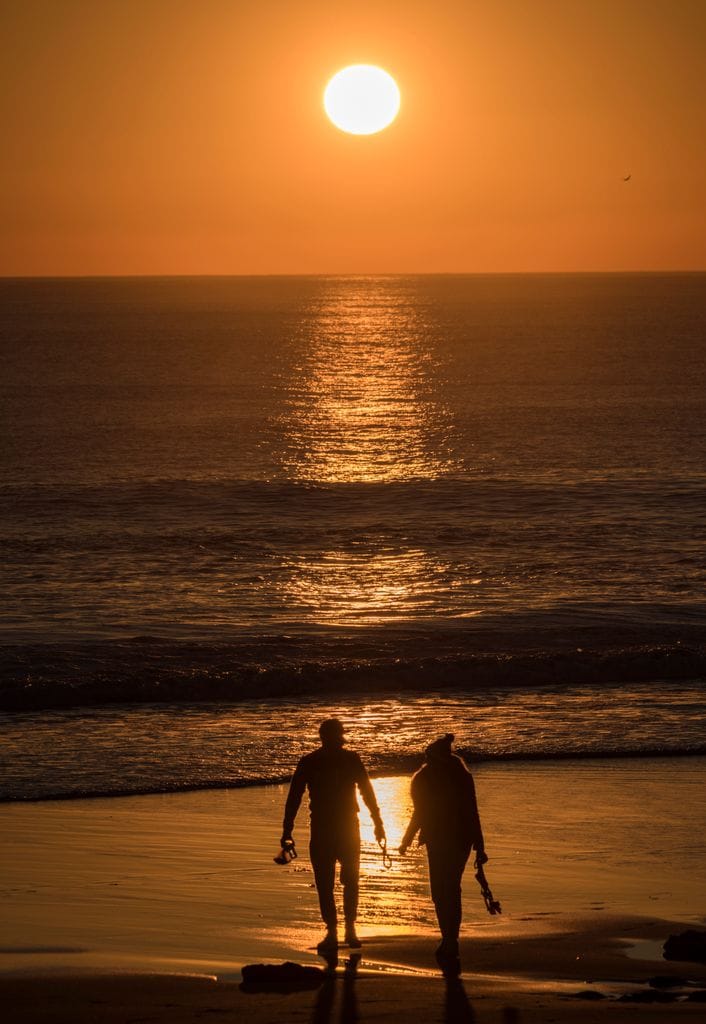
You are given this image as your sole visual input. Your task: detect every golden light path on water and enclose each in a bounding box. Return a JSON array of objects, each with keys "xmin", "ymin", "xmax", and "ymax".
[
  {"xmin": 277, "ymin": 279, "xmax": 461, "ymax": 626},
  {"xmin": 334, "ymin": 776, "xmax": 432, "ymax": 935},
  {"xmin": 279, "ymin": 549, "xmax": 462, "ymax": 625},
  {"xmin": 280, "ymin": 280, "xmax": 455, "ymax": 484}
]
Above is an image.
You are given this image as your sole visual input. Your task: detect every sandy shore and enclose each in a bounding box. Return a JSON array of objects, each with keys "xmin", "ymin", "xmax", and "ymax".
[
  {"xmin": 2, "ymin": 760, "xmax": 706, "ymax": 1020},
  {"xmin": 3, "ymin": 915, "xmax": 706, "ymax": 1024}
]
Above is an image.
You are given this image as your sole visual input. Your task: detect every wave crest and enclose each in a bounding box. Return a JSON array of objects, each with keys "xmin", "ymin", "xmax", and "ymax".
[{"xmin": 2, "ymin": 634, "xmax": 705, "ymax": 711}]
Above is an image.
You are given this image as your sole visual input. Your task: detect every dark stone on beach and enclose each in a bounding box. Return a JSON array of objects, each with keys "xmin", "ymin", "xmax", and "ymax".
[
  {"xmin": 686, "ymin": 991, "xmax": 706, "ymax": 1002},
  {"xmin": 618, "ymin": 990, "xmax": 678, "ymax": 1003},
  {"xmin": 663, "ymin": 929, "xmax": 706, "ymax": 964},
  {"xmin": 648, "ymin": 974, "xmax": 689, "ymax": 988},
  {"xmin": 569, "ymin": 990, "xmax": 606, "ymax": 1000},
  {"xmin": 240, "ymin": 961, "xmax": 324, "ymax": 992}
]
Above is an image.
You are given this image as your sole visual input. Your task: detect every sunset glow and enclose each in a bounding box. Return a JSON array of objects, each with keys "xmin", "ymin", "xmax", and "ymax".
[{"xmin": 2, "ymin": 1, "xmax": 705, "ymax": 274}]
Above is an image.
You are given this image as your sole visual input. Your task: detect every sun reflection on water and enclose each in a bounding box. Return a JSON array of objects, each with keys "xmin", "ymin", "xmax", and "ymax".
[
  {"xmin": 272, "ymin": 279, "xmax": 462, "ymax": 625},
  {"xmin": 357, "ymin": 776, "xmax": 433, "ymax": 932},
  {"xmin": 279, "ymin": 280, "xmax": 456, "ymax": 483},
  {"xmin": 360, "ymin": 776, "xmax": 412, "ymax": 851},
  {"xmin": 279, "ymin": 548, "xmax": 455, "ymax": 625}
]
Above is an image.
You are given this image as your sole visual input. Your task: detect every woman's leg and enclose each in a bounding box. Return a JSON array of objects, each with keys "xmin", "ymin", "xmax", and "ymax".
[{"xmin": 426, "ymin": 841, "xmax": 472, "ymax": 945}]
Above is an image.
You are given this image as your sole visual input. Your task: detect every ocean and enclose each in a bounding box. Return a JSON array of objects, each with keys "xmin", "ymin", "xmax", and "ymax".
[{"xmin": 1, "ymin": 273, "xmax": 705, "ymax": 800}]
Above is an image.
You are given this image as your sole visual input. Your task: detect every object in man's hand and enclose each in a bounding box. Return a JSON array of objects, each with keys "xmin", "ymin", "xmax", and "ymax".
[{"xmin": 274, "ymin": 839, "xmax": 298, "ymax": 865}]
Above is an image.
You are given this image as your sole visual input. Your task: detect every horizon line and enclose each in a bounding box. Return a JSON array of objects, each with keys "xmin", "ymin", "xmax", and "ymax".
[{"xmin": 2, "ymin": 268, "xmax": 705, "ymax": 281}]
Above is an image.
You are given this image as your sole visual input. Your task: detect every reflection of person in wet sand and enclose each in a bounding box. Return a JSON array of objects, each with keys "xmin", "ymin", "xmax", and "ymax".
[
  {"xmin": 281, "ymin": 718, "xmax": 386, "ymax": 953},
  {"xmin": 311, "ymin": 952, "xmax": 361, "ymax": 1024},
  {"xmin": 399, "ymin": 733, "xmax": 487, "ymax": 962}
]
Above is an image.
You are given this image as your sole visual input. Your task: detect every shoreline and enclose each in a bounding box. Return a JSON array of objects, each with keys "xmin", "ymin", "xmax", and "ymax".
[{"xmin": 3, "ymin": 747, "xmax": 706, "ymax": 806}]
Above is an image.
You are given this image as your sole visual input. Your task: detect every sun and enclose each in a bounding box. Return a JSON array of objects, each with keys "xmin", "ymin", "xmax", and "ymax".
[{"xmin": 323, "ymin": 65, "xmax": 400, "ymax": 136}]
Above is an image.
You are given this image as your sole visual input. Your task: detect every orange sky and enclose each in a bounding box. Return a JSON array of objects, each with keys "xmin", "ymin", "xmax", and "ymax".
[{"xmin": 2, "ymin": 0, "xmax": 705, "ymax": 275}]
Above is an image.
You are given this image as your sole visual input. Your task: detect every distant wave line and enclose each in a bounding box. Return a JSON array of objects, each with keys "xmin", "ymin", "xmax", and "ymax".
[{"xmin": 2, "ymin": 639, "xmax": 705, "ymax": 711}]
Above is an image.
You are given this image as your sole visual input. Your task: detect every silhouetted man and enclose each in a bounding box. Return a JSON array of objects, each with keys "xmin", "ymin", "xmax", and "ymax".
[
  {"xmin": 281, "ymin": 718, "xmax": 385, "ymax": 952},
  {"xmin": 399, "ymin": 733, "xmax": 487, "ymax": 961}
]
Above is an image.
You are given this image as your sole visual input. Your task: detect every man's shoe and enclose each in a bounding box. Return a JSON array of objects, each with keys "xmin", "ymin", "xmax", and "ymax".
[
  {"xmin": 344, "ymin": 925, "xmax": 362, "ymax": 948},
  {"xmin": 317, "ymin": 930, "xmax": 338, "ymax": 954}
]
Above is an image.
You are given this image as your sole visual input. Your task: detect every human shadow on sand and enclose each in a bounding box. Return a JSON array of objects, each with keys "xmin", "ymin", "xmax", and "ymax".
[
  {"xmin": 241, "ymin": 951, "xmax": 477, "ymax": 1024},
  {"xmin": 310, "ymin": 952, "xmax": 360, "ymax": 1024}
]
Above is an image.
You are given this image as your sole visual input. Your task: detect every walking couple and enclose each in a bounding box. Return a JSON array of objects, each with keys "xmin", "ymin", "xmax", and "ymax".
[{"xmin": 279, "ymin": 718, "xmax": 487, "ymax": 962}]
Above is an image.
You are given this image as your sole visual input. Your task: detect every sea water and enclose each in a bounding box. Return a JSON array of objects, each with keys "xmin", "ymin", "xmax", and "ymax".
[{"xmin": 1, "ymin": 274, "xmax": 705, "ymax": 799}]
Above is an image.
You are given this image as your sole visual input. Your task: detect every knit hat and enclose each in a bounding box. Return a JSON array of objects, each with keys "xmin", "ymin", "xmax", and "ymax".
[{"xmin": 425, "ymin": 733, "xmax": 454, "ymax": 760}]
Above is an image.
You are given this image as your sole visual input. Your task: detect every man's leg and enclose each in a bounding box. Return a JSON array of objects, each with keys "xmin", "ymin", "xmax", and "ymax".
[
  {"xmin": 339, "ymin": 821, "xmax": 361, "ymax": 946},
  {"xmin": 309, "ymin": 835, "xmax": 338, "ymax": 945}
]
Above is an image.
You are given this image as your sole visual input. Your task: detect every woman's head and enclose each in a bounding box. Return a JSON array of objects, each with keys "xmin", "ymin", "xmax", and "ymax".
[{"xmin": 425, "ymin": 733, "xmax": 454, "ymax": 761}]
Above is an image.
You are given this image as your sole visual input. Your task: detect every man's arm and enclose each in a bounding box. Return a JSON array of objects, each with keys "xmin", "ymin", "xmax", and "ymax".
[
  {"xmin": 281, "ymin": 759, "xmax": 307, "ymax": 843},
  {"xmin": 355, "ymin": 756, "xmax": 385, "ymax": 842}
]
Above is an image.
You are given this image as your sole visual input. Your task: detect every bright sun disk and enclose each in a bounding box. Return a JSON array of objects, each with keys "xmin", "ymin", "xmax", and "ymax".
[{"xmin": 324, "ymin": 65, "xmax": 400, "ymax": 136}]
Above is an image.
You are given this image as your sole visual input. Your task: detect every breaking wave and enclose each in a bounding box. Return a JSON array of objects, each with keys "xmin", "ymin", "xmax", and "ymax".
[{"xmin": 2, "ymin": 629, "xmax": 706, "ymax": 712}]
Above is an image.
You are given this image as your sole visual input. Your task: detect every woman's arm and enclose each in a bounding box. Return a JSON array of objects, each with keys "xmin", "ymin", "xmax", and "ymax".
[{"xmin": 399, "ymin": 809, "xmax": 421, "ymax": 853}]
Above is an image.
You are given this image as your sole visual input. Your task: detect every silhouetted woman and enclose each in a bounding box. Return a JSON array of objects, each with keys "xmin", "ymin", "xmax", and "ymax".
[{"xmin": 399, "ymin": 733, "xmax": 487, "ymax": 960}]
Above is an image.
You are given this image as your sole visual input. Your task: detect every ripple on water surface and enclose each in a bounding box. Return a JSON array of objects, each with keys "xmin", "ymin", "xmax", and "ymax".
[{"xmin": 1, "ymin": 680, "xmax": 705, "ymax": 801}]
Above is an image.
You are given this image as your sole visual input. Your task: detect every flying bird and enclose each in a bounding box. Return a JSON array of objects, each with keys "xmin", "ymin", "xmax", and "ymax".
[{"xmin": 623, "ymin": 174, "xmax": 632, "ymax": 182}]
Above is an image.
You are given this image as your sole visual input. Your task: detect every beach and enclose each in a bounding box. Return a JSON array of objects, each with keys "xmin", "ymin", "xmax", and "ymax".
[
  {"xmin": 3, "ymin": 758, "xmax": 705, "ymax": 1021},
  {"xmin": 5, "ymin": 924, "xmax": 706, "ymax": 1024}
]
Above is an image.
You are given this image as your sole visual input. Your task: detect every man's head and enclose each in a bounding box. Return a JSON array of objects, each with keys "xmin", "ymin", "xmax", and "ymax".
[{"xmin": 319, "ymin": 718, "xmax": 346, "ymax": 749}]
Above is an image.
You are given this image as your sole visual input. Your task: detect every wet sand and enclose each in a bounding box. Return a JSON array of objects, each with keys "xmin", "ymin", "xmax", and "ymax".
[
  {"xmin": 2, "ymin": 759, "xmax": 705, "ymax": 1020},
  {"xmin": 3, "ymin": 915, "xmax": 706, "ymax": 1024}
]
